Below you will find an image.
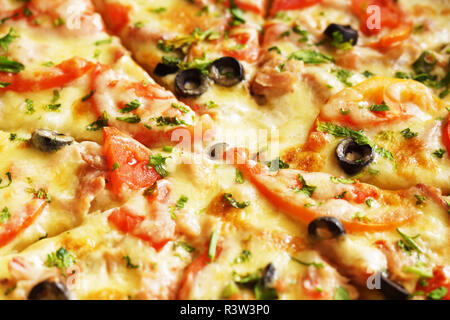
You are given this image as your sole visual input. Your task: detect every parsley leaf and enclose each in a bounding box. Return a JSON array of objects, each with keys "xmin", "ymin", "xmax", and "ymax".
[
  {"xmin": 0, "ymin": 28, "xmax": 19, "ymax": 52},
  {"xmin": 223, "ymin": 193, "xmax": 250, "ymax": 209},
  {"xmin": 0, "ymin": 56, "xmax": 24, "ymax": 73},
  {"xmin": 87, "ymin": 111, "xmax": 109, "ymax": 131},
  {"xmin": 401, "ymin": 128, "xmax": 418, "ymax": 139},
  {"xmin": 123, "ymin": 256, "xmax": 139, "ymax": 269},
  {"xmin": 293, "ymin": 174, "xmax": 316, "ymax": 197},
  {"xmin": 334, "ymin": 286, "xmax": 351, "ymax": 300},
  {"xmin": 0, "ymin": 207, "xmax": 11, "ymax": 223},
  {"xmin": 148, "ymin": 154, "xmax": 168, "ymax": 178},
  {"xmin": 45, "ymin": 247, "xmax": 75, "ymax": 275},
  {"xmin": 288, "ymin": 49, "xmax": 334, "ymax": 64}
]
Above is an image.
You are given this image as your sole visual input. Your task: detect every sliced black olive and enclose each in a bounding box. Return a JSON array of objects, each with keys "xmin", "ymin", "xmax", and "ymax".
[
  {"xmin": 336, "ymin": 138, "xmax": 375, "ymax": 175},
  {"xmin": 210, "ymin": 57, "xmax": 245, "ymax": 87},
  {"xmin": 308, "ymin": 217, "xmax": 346, "ymax": 240},
  {"xmin": 28, "ymin": 280, "xmax": 70, "ymax": 300},
  {"xmin": 153, "ymin": 63, "xmax": 179, "ymax": 77},
  {"xmin": 324, "ymin": 23, "xmax": 358, "ymax": 46},
  {"xmin": 31, "ymin": 129, "xmax": 74, "ymax": 152},
  {"xmin": 379, "ymin": 273, "xmax": 410, "ymax": 300},
  {"xmin": 261, "ymin": 263, "xmax": 276, "ymax": 287},
  {"xmin": 175, "ymin": 69, "xmax": 210, "ymax": 97},
  {"xmin": 207, "ymin": 142, "xmax": 229, "ymax": 160}
]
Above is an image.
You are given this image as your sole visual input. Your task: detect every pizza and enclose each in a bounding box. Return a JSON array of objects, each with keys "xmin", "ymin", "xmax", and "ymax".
[{"xmin": 0, "ymin": 0, "xmax": 448, "ymax": 301}]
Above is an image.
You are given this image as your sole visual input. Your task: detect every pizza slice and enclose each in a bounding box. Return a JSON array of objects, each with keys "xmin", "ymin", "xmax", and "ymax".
[
  {"xmin": 253, "ymin": 0, "xmax": 449, "ymax": 104},
  {"xmin": 0, "ymin": 0, "xmax": 211, "ymax": 148},
  {"xmin": 0, "ymin": 128, "xmax": 110, "ymax": 256},
  {"xmin": 223, "ymin": 147, "xmax": 449, "ymax": 299},
  {"xmin": 283, "ymin": 77, "xmax": 450, "ymax": 193}
]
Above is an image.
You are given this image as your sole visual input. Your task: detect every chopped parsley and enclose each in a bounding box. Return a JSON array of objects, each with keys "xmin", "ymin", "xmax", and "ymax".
[
  {"xmin": 233, "ymin": 250, "xmax": 251, "ymax": 264},
  {"xmin": 25, "ymin": 98, "xmax": 34, "ymax": 114},
  {"xmin": 427, "ymin": 287, "xmax": 448, "ymax": 300},
  {"xmin": 291, "ymin": 256, "xmax": 324, "ymax": 269},
  {"xmin": 235, "ymin": 169, "xmax": 244, "ymax": 184},
  {"xmin": 334, "ymin": 286, "xmax": 351, "ymax": 300},
  {"xmin": 432, "ymin": 149, "xmax": 446, "ymax": 159},
  {"xmin": 81, "ymin": 90, "xmax": 95, "ymax": 101},
  {"xmin": 94, "ymin": 38, "xmax": 112, "ymax": 46},
  {"xmin": 362, "ymin": 70, "xmax": 375, "ymax": 78},
  {"xmin": 0, "ymin": 207, "xmax": 11, "ymax": 223},
  {"xmin": 148, "ymin": 154, "xmax": 168, "ymax": 178},
  {"xmin": 401, "ymin": 128, "xmax": 418, "ymax": 139},
  {"xmin": 330, "ymin": 31, "xmax": 353, "ymax": 50},
  {"xmin": 293, "ymin": 25, "xmax": 308, "ymax": 42},
  {"xmin": 154, "ymin": 116, "xmax": 186, "ymax": 127},
  {"xmin": 0, "ymin": 28, "xmax": 19, "ymax": 52},
  {"xmin": 414, "ymin": 194, "xmax": 426, "ymax": 206},
  {"xmin": 332, "ymin": 68, "xmax": 353, "ymax": 87},
  {"xmin": 112, "ymin": 162, "xmax": 120, "ymax": 172},
  {"xmin": 330, "ymin": 176, "xmax": 355, "ymax": 184},
  {"xmin": 223, "ymin": 193, "xmax": 250, "ymax": 209},
  {"xmin": 0, "ymin": 171, "xmax": 12, "ymax": 189},
  {"xmin": 87, "ymin": 111, "xmax": 109, "ymax": 131},
  {"xmin": 268, "ymin": 46, "xmax": 281, "ymax": 54},
  {"xmin": 53, "ymin": 17, "xmax": 65, "ymax": 27},
  {"xmin": 370, "ymin": 101, "xmax": 390, "ymax": 112},
  {"xmin": 116, "ymin": 115, "xmax": 141, "ymax": 123},
  {"xmin": 123, "ymin": 256, "xmax": 139, "ymax": 269},
  {"xmin": 264, "ymin": 157, "xmax": 289, "ymax": 172},
  {"xmin": 208, "ymin": 231, "xmax": 219, "ymax": 261},
  {"xmin": 0, "ymin": 56, "xmax": 24, "ymax": 73},
  {"xmin": 397, "ymin": 228, "xmax": 422, "ymax": 254},
  {"xmin": 28, "ymin": 188, "xmax": 51, "ymax": 203},
  {"xmin": 173, "ymin": 241, "xmax": 195, "ymax": 253},
  {"xmin": 229, "ymin": 0, "xmax": 246, "ymax": 26},
  {"xmin": 45, "ymin": 247, "xmax": 75, "ymax": 275},
  {"xmin": 119, "ymin": 99, "xmax": 141, "ymax": 113},
  {"xmin": 171, "ymin": 103, "xmax": 189, "ymax": 113},
  {"xmin": 288, "ymin": 49, "xmax": 334, "ymax": 64},
  {"xmin": 176, "ymin": 195, "xmax": 188, "ymax": 209},
  {"xmin": 317, "ymin": 121, "xmax": 395, "ymax": 161},
  {"xmin": 293, "ymin": 174, "xmax": 316, "ymax": 197}
]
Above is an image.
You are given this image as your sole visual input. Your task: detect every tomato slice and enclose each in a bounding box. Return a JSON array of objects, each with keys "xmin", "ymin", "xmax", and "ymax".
[
  {"xmin": 351, "ymin": 0, "xmax": 405, "ymax": 36},
  {"xmin": 443, "ymin": 115, "xmax": 450, "ymax": 158},
  {"xmin": 103, "ymin": 127, "xmax": 161, "ymax": 196},
  {"xmin": 0, "ymin": 199, "xmax": 47, "ymax": 248},
  {"xmin": 230, "ymin": 0, "xmax": 268, "ymax": 15},
  {"xmin": 102, "ymin": 2, "xmax": 131, "ymax": 33},
  {"xmin": 369, "ymin": 23, "xmax": 412, "ymax": 50},
  {"xmin": 108, "ymin": 180, "xmax": 174, "ymax": 250},
  {"xmin": 178, "ymin": 245, "xmax": 223, "ymax": 300},
  {"xmin": 416, "ymin": 266, "xmax": 450, "ymax": 300},
  {"xmin": 230, "ymin": 148, "xmax": 418, "ymax": 232},
  {"xmin": 222, "ymin": 28, "xmax": 260, "ymax": 63},
  {"xmin": 270, "ymin": 0, "xmax": 322, "ymax": 16},
  {"xmin": 0, "ymin": 57, "xmax": 96, "ymax": 92}
]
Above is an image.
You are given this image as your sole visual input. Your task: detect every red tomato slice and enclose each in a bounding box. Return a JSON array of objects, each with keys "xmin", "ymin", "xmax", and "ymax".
[
  {"xmin": 416, "ymin": 266, "xmax": 450, "ymax": 300},
  {"xmin": 178, "ymin": 245, "xmax": 223, "ymax": 300},
  {"xmin": 225, "ymin": 0, "xmax": 268, "ymax": 15},
  {"xmin": 0, "ymin": 199, "xmax": 47, "ymax": 248},
  {"xmin": 108, "ymin": 181, "xmax": 174, "ymax": 250},
  {"xmin": 103, "ymin": 127, "xmax": 161, "ymax": 196},
  {"xmin": 351, "ymin": 0, "xmax": 405, "ymax": 36},
  {"xmin": 102, "ymin": 2, "xmax": 131, "ymax": 33},
  {"xmin": 230, "ymin": 148, "xmax": 418, "ymax": 232},
  {"xmin": 270, "ymin": 0, "xmax": 322, "ymax": 16},
  {"xmin": 443, "ymin": 115, "xmax": 450, "ymax": 158},
  {"xmin": 222, "ymin": 28, "xmax": 260, "ymax": 63},
  {"xmin": 0, "ymin": 57, "xmax": 96, "ymax": 92}
]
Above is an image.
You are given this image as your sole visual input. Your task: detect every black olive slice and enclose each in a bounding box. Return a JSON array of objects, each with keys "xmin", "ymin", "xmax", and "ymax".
[
  {"xmin": 336, "ymin": 138, "xmax": 375, "ymax": 175},
  {"xmin": 324, "ymin": 23, "xmax": 358, "ymax": 46},
  {"xmin": 154, "ymin": 63, "xmax": 179, "ymax": 77},
  {"xmin": 31, "ymin": 129, "xmax": 74, "ymax": 152},
  {"xmin": 308, "ymin": 217, "xmax": 346, "ymax": 240},
  {"xmin": 210, "ymin": 57, "xmax": 245, "ymax": 87},
  {"xmin": 175, "ymin": 69, "xmax": 210, "ymax": 97},
  {"xmin": 207, "ymin": 142, "xmax": 229, "ymax": 160},
  {"xmin": 261, "ymin": 263, "xmax": 276, "ymax": 287},
  {"xmin": 28, "ymin": 280, "xmax": 70, "ymax": 300},
  {"xmin": 379, "ymin": 273, "xmax": 410, "ymax": 300}
]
